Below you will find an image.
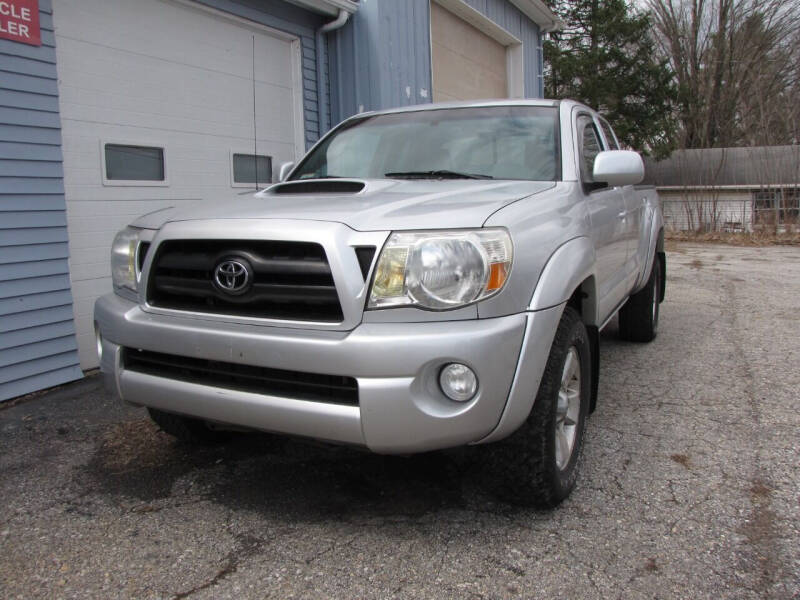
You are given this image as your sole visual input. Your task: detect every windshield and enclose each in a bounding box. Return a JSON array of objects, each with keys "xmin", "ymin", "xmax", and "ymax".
[{"xmin": 290, "ymin": 106, "xmax": 561, "ymax": 182}]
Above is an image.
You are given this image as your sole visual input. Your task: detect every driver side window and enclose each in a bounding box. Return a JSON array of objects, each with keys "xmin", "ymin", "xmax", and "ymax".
[
  {"xmin": 599, "ymin": 118, "xmax": 620, "ymax": 150},
  {"xmin": 578, "ymin": 115, "xmax": 603, "ymax": 184}
]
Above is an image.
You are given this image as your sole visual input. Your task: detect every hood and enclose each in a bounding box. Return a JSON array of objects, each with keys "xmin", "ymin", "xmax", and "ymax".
[{"xmin": 131, "ymin": 179, "xmax": 555, "ymax": 231}]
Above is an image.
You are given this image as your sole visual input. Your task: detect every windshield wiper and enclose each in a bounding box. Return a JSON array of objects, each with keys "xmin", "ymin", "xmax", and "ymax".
[{"xmin": 384, "ymin": 169, "xmax": 493, "ymax": 180}]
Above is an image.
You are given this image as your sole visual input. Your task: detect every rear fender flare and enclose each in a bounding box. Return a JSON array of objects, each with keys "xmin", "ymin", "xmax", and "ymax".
[{"xmin": 634, "ymin": 206, "xmax": 664, "ymax": 293}]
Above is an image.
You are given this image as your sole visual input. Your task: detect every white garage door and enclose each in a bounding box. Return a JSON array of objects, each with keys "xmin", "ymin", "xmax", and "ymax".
[
  {"xmin": 431, "ymin": 2, "xmax": 509, "ymax": 102},
  {"xmin": 53, "ymin": 0, "xmax": 305, "ymax": 368}
]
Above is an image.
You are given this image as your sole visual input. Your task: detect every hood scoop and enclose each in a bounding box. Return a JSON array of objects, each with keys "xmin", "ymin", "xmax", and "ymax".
[{"xmin": 269, "ymin": 179, "xmax": 366, "ymax": 195}]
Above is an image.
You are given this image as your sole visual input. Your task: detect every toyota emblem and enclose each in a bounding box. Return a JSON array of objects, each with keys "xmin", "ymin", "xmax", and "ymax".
[{"xmin": 213, "ymin": 259, "xmax": 251, "ymax": 294}]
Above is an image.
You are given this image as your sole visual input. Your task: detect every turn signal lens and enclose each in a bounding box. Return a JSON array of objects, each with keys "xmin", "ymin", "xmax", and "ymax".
[{"xmin": 487, "ymin": 262, "xmax": 509, "ymax": 291}]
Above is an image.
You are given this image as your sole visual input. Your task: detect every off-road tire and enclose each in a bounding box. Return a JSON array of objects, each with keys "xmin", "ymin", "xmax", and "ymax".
[
  {"xmin": 619, "ymin": 254, "xmax": 661, "ymax": 342},
  {"xmin": 148, "ymin": 408, "xmax": 230, "ymax": 445},
  {"xmin": 493, "ymin": 307, "xmax": 592, "ymax": 508}
]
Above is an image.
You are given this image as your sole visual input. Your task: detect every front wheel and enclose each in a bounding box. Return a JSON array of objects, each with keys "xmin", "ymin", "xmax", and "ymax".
[{"xmin": 496, "ymin": 307, "xmax": 592, "ymax": 508}]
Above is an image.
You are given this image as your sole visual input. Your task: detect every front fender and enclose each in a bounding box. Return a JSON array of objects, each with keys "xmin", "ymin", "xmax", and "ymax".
[
  {"xmin": 478, "ymin": 238, "xmax": 599, "ymax": 444},
  {"xmin": 528, "ymin": 236, "xmax": 597, "ymax": 322}
]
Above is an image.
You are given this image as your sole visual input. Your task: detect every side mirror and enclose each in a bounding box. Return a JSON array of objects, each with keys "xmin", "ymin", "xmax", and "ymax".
[
  {"xmin": 277, "ymin": 161, "xmax": 295, "ymax": 182},
  {"xmin": 593, "ymin": 150, "xmax": 644, "ymax": 187}
]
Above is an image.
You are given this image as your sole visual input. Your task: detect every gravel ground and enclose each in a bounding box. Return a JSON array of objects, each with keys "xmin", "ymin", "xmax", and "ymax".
[{"xmin": 1, "ymin": 244, "xmax": 798, "ymax": 599}]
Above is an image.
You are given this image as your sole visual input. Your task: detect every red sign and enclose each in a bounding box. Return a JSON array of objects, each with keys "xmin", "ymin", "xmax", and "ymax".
[{"xmin": 0, "ymin": 0, "xmax": 40, "ymax": 46}]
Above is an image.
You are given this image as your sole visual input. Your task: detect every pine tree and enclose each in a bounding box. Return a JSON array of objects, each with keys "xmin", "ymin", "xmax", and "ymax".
[{"xmin": 544, "ymin": 0, "xmax": 677, "ymax": 157}]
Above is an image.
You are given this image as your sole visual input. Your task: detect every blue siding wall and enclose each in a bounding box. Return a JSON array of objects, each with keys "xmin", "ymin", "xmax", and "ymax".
[
  {"xmin": 196, "ymin": 0, "xmax": 329, "ymax": 149},
  {"xmin": 329, "ymin": 0, "xmax": 543, "ymax": 126},
  {"xmin": 330, "ymin": 0, "xmax": 432, "ymax": 125},
  {"xmin": 0, "ymin": 0, "xmax": 83, "ymax": 401}
]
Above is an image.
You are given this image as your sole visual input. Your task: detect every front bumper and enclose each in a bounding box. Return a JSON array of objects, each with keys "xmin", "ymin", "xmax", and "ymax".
[{"xmin": 95, "ymin": 293, "xmax": 562, "ymax": 453}]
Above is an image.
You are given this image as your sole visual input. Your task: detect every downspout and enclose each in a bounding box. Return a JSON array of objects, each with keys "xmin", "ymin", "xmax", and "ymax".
[
  {"xmin": 316, "ymin": 9, "xmax": 350, "ymax": 136},
  {"xmin": 538, "ymin": 30, "xmax": 544, "ymax": 97}
]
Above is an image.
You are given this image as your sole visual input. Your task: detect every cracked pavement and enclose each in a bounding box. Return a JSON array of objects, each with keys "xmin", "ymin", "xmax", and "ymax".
[{"xmin": 1, "ymin": 243, "xmax": 798, "ymax": 599}]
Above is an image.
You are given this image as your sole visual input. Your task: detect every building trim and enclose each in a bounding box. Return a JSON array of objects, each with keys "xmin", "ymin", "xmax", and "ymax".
[
  {"xmin": 508, "ymin": 0, "xmax": 562, "ymax": 32},
  {"xmin": 434, "ymin": 0, "xmax": 522, "ymax": 45},
  {"xmin": 287, "ymin": 0, "xmax": 359, "ymax": 17}
]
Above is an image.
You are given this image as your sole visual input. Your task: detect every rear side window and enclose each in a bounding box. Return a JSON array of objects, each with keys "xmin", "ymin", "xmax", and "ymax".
[
  {"xmin": 577, "ymin": 115, "xmax": 603, "ymax": 183},
  {"xmin": 599, "ymin": 118, "xmax": 620, "ymax": 150}
]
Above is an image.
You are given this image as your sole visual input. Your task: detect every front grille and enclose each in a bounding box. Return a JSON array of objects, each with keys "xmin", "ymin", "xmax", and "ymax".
[
  {"xmin": 146, "ymin": 240, "xmax": 343, "ymax": 321},
  {"xmin": 123, "ymin": 348, "xmax": 359, "ymax": 406}
]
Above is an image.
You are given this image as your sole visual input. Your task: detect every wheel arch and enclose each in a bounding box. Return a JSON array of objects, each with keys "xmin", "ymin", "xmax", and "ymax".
[
  {"xmin": 566, "ymin": 281, "xmax": 600, "ymax": 413},
  {"xmin": 635, "ymin": 218, "xmax": 665, "ymax": 296},
  {"xmin": 528, "ymin": 236, "xmax": 600, "ymax": 325},
  {"xmin": 528, "ymin": 238, "xmax": 601, "ymax": 414}
]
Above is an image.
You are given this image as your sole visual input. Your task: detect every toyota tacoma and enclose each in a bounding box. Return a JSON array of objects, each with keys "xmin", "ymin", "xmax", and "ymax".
[{"xmin": 94, "ymin": 99, "xmax": 665, "ymax": 507}]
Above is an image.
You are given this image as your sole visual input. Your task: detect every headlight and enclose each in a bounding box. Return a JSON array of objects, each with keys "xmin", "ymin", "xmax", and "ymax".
[
  {"xmin": 368, "ymin": 229, "xmax": 512, "ymax": 310},
  {"xmin": 110, "ymin": 226, "xmax": 142, "ymax": 292}
]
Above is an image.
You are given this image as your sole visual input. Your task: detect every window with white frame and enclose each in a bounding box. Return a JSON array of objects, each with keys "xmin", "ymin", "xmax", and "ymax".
[
  {"xmin": 232, "ymin": 153, "xmax": 272, "ymax": 187},
  {"xmin": 103, "ymin": 143, "xmax": 166, "ymax": 185}
]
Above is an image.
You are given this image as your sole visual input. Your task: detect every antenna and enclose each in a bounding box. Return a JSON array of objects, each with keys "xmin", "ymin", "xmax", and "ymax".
[{"xmin": 252, "ymin": 35, "xmax": 259, "ymax": 191}]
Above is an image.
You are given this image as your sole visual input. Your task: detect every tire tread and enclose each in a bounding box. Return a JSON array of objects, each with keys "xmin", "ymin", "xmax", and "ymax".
[{"xmin": 489, "ymin": 307, "xmax": 590, "ymax": 509}]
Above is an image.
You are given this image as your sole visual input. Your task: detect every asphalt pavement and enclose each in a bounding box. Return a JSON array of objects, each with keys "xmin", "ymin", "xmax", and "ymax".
[{"xmin": 1, "ymin": 243, "xmax": 798, "ymax": 599}]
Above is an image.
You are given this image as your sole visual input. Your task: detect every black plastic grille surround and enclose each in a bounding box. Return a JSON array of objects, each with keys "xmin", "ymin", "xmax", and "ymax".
[
  {"xmin": 146, "ymin": 240, "xmax": 343, "ymax": 321},
  {"xmin": 354, "ymin": 246, "xmax": 376, "ymax": 281},
  {"xmin": 137, "ymin": 242, "xmax": 150, "ymax": 272},
  {"xmin": 123, "ymin": 348, "xmax": 359, "ymax": 406}
]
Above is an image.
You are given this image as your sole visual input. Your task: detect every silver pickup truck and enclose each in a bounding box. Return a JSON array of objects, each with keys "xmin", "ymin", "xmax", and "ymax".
[{"xmin": 95, "ymin": 99, "xmax": 664, "ymax": 507}]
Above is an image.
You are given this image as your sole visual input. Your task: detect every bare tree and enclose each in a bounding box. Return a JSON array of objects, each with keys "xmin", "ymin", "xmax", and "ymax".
[{"xmin": 648, "ymin": 0, "xmax": 800, "ymax": 149}]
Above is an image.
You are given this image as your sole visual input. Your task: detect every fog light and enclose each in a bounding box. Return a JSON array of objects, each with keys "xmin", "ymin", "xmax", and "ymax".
[
  {"xmin": 439, "ymin": 363, "xmax": 478, "ymax": 402},
  {"xmin": 94, "ymin": 324, "xmax": 103, "ymax": 362}
]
